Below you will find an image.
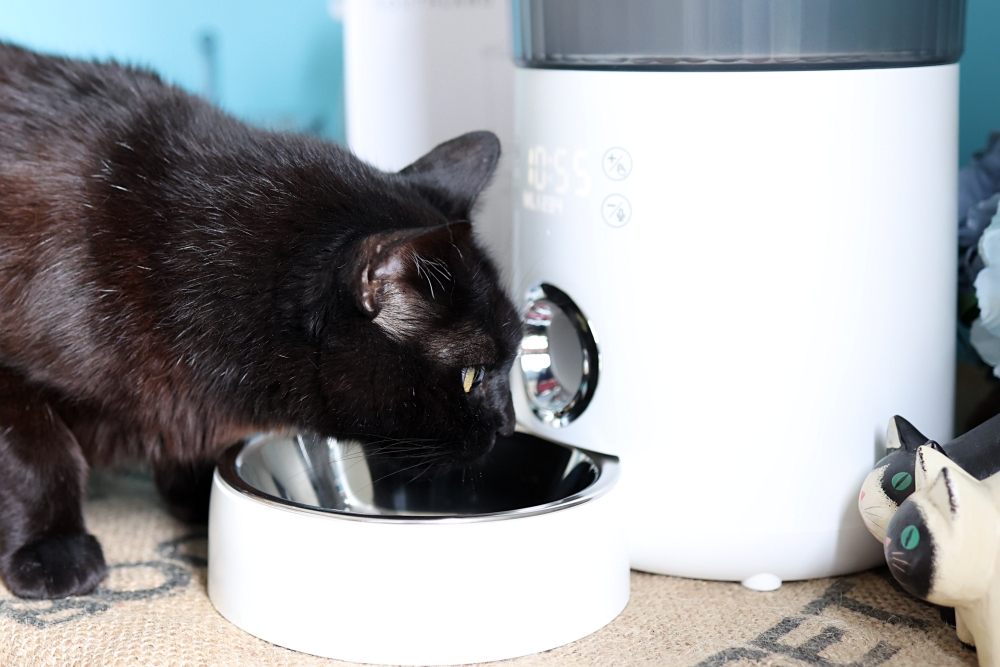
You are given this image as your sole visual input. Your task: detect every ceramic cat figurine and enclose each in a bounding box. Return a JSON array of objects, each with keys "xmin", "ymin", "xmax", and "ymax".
[
  {"xmin": 0, "ymin": 42, "xmax": 520, "ymax": 599},
  {"xmin": 859, "ymin": 412, "xmax": 1000, "ymax": 541},
  {"xmin": 885, "ymin": 445, "xmax": 1000, "ymax": 663}
]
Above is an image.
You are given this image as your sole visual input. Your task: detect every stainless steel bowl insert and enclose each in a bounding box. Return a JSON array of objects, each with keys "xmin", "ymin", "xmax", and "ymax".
[{"xmin": 218, "ymin": 431, "xmax": 618, "ymax": 522}]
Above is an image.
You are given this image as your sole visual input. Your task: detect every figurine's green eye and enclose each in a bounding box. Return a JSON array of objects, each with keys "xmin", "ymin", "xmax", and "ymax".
[
  {"xmin": 462, "ymin": 366, "xmax": 485, "ymax": 393},
  {"xmin": 891, "ymin": 472, "xmax": 913, "ymax": 491},
  {"xmin": 900, "ymin": 525, "xmax": 920, "ymax": 550}
]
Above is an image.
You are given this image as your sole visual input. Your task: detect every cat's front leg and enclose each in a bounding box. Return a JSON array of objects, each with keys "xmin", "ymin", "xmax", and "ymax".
[
  {"xmin": 0, "ymin": 368, "xmax": 106, "ymax": 599},
  {"xmin": 152, "ymin": 458, "xmax": 217, "ymax": 524}
]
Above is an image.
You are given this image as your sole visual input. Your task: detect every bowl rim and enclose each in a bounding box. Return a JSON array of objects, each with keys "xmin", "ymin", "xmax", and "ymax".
[{"xmin": 216, "ymin": 431, "xmax": 619, "ymax": 524}]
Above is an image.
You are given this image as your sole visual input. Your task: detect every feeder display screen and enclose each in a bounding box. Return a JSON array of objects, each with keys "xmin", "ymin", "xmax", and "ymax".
[
  {"xmin": 521, "ymin": 145, "xmax": 591, "ymax": 216},
  {"xmin": 525, "ymin": 146, "xmax": 592, "ymax": 197}
]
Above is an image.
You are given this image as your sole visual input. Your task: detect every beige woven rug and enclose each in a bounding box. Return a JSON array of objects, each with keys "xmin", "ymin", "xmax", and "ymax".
[{"xmin": 0, "ymin": 470, "xmax": 977, "ymax": 667}]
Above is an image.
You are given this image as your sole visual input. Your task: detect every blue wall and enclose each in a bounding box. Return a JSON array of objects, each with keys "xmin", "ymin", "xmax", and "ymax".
[
  {"xmin": 0, "ymin": 0, "xmax": 344, "ymax": 143},
  {"xmin": 961, "ymin": 0, "xmax": 1000, "ymax": 165},
  {"xmin": 0, "ymin": 1, "xmax": 998, "ymax": 165}
]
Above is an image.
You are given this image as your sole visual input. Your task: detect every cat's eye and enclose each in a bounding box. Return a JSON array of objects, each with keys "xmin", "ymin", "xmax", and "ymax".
[
  {"xmin": 891, "ymin": 472, "xmax": 913, "ymax": 491},
  {"xmin": 900, "ymin": 525, "xmax": 920, "ymax": 549},
  {"xmin": 462, "ymin": 366, "xmax": 485, "ymax": 393}
]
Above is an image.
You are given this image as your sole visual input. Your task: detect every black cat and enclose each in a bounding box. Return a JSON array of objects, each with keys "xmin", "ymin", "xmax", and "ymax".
[{"xmin": 0, "ymin": 42, "xmax": 519, "ymax": 599}]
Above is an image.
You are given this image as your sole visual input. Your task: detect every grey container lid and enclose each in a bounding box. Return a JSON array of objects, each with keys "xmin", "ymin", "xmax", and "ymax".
[{"xmin": 513, "ymin": 0, "xmax": 966, "ymax": 70}]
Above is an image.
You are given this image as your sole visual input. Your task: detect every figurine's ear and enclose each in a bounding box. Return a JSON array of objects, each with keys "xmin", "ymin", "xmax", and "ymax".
[
  {"xmin": 926, "ymin": 468, "xmax": 960, "ymax": 521},
  {"xmin": 918, "ymin": 467, "xmax": 999, "ymax": 603},
  {"xmin": 915, "ymin": 445, "xmax": 957, "ymax": 491},
  {"xmin": 352, "ymin": 223, "xmax": 472, "ymax": 317},
  {"xmin": 927, "ymin": 465, "xmax": 989, "ymax": 523},
  {"xmin": 886, "ymin": 415, "xmax": 929, "ymax": 452},
  {"xmin": 399, "ymin": 131, "xmax": 501, "ymax": 220}
]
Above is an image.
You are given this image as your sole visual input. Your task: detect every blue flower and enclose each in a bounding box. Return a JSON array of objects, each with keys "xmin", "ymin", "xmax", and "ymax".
[
  {"xmin": 971, "ymin": 206, "xmax": 1000, "ymax": 374},
  {"xmin": 958, "ymin": 134, "xmax": 1000, "ymax": 369}
]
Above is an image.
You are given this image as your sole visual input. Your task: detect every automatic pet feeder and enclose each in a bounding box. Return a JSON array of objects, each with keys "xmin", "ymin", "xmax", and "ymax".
[{"xmin": 511, "ymin": 0, "xmax": 965, "ymax": 585}]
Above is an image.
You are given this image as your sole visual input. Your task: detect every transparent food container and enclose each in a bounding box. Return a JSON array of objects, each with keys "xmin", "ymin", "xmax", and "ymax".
[{"xmin": 513, "ymin": 0, "xmax": 965, "ymax": 70}]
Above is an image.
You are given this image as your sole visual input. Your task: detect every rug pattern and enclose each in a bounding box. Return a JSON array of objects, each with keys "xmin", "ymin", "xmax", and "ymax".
[{"xmin": 0, "ymin": 471, "xmax": 978, "ymax": 667}]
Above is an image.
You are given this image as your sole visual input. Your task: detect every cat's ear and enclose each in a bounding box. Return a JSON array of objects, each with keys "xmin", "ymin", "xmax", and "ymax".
[
  {"xmin": 399, "ymin": 131, "xmax": 501, "ymax": 220},
  {"xmin": 886, "ymin": 415, "xmax": 930, "ymax": 452},
  {"xmin": 352, "ymin": 223, "xmax": 473, "ymax": 318}
]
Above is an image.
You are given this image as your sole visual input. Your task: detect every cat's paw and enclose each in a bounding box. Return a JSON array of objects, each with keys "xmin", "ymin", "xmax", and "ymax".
[{"xmin": 3, "ymin": 533, "xmax": 107, "ymax": 599}]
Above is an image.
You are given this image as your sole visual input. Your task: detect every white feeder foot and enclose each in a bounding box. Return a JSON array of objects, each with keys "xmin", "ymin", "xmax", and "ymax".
[{"xmin": 741, "ymin": 574, "xmax": 782, "ymax": 591}]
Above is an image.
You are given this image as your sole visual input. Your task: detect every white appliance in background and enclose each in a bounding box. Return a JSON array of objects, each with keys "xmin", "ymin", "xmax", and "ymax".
[
  {"xmin": 342, "ymin": 0, "xmax": 515, "ymax": 275},
  {"xmin": 511, "ymin": 0, "xmax": 965, "ymax": 585}
]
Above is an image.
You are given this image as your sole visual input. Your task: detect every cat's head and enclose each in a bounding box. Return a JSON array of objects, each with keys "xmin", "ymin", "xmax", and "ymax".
[
  {"xmin": 859, "ymin": 415, "xmax": 946, "ymax": 541},
  {"xmin": 299, "ymin": 132, "xmax": 520, "ymax": 466},
  {"xmin": 884, "ymin": 451, "xmax": 998, "ymax": 606}
]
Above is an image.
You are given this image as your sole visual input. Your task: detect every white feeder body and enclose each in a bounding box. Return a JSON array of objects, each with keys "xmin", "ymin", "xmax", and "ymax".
[{"xmin": 510, "ymin": 0, "xmax": 965, "ymax": 581}]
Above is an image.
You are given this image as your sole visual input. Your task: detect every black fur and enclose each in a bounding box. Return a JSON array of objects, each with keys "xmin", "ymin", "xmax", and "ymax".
[{"xmin": 0, "ymin": 42, "xmax": 519, "ymax": 598}]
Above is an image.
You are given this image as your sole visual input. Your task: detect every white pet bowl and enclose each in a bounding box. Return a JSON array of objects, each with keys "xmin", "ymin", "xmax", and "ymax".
[{"xmin": 207, "ymin": 431, "xmax": 629, "ymax": 665}]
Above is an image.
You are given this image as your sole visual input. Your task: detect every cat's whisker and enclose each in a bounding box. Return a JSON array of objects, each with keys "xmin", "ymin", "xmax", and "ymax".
[
  {"xmin": 288, "ymin": 440, "xmax": 461, "ymax": 487},
  {"xmin": 364, "ymin": 452, "xmax": 453, "ymax": 489},
  {"xmin": 338, "ymin": 433, "xmax": 443, "ymax": 445},
  {"xmin": 358, "ymin": 441, "xmax": 450, "ymax": 457},
  {"xmin": 862, "ymin": 506, "xmax": 889, "ymax": 518},
  {"xmin": 403, "ymin": 455, "xmax": 454, "ymax": 484}
]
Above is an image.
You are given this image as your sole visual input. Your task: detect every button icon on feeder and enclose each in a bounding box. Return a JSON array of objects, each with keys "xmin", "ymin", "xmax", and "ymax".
[
  {"xmin": 602, "ymin": 195, "xmax": 631, "ymax": 227},
  {"xmin": 602, "ymin": 148, "xmax": 632, "ymax": 180}
]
